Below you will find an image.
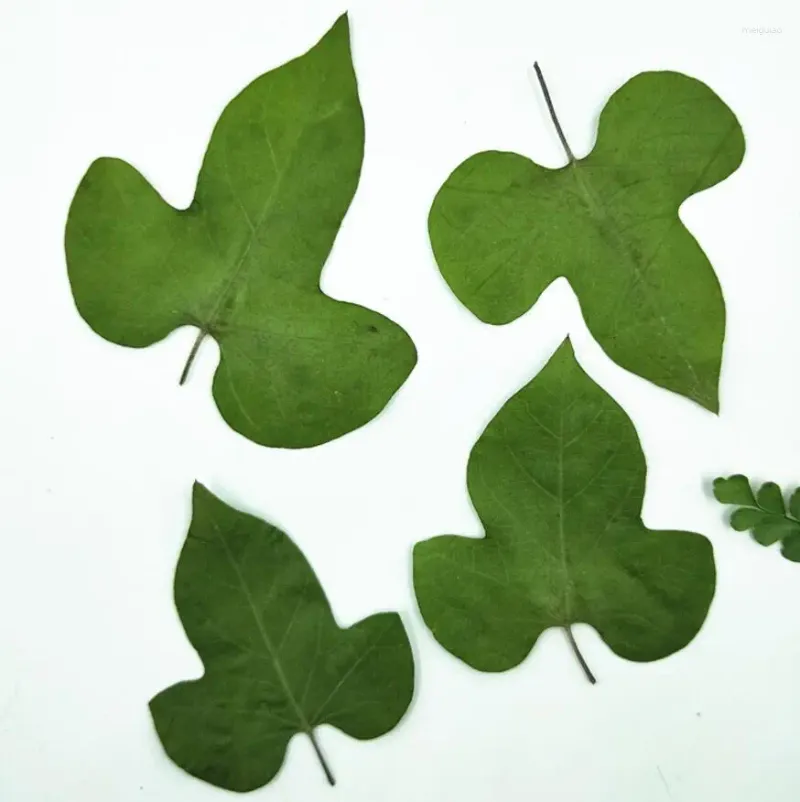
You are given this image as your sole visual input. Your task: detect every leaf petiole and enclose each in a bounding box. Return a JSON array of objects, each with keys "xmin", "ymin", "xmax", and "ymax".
[
  {"xmin": 564, "ymin": 626, "xmax": 597, "ymax": 684},
  {"xmin": 179, "ymin": 328, "xmax": 208, "ymax": 385},
  {"xmin": 533, "ymin": 62, "xmax": 575, "ymax": 164},
  {"xmin": 308, "ymin": 729, "xmax": 336, "ymax": 786}
]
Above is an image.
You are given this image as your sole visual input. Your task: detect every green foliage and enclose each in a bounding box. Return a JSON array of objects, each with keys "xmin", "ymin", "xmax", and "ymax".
[
  {"xmin": 713, "ymin": 475, "xmax": 800, "ymax": 561},
  {"xmin": 150, "ymin": 484, "xmax": 415, "ymax": 791},
  {"xmin": 429, "ymin": 69, "xmax": 744, "ymax": 411},
  {"xmin": 414, "ymin": 340, "xmax": 715, "ymax": 681},
  {"xmin": 65, "ymin": 15, "xmax": 416, "ymax": 448}
]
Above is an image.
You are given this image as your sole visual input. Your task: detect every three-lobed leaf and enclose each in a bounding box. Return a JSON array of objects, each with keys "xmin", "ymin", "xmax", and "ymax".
[
  {"xmin": 414, "ymin": 340, "xmax": 715, "ymax": 681},
  {"xmin": 150, "ymin": 484, "xmax": 415, "ymax": 791},
  {"xmin": 429, "ymin": 70, "xmax": 744, "ymax": 411},
  {"xmin": 65, "ymin": 15, "xmax": 416, "ymax": 448},
  {"xmin": 713, "ymin": 475, "xmax": 800, "ymax": 561}
]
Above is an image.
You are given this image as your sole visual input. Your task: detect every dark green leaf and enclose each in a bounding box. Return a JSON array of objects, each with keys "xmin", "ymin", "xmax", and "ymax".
[
  {"xmin": 413, "ymin": 340, "xmax": 715, "ymax": 681},
  {"xmin": 752, "ymin": 518, "xmax": 800, "ymax": 547},
  {"xmin": 713, "ymin": 474, "xmax": 800, "ymax": 564},
  {"xmin": 729, "ymin": 507, "xmax": 770, "ymax": 532},
  {"xmin": 790, "ymin": 488, "xmax": 800, "ymax": 521},
  {"xmin": 65, "ymin": 15, "xmax": 416, "ymax": 448},
  {"xmin": 150, "ymin": 484, "xmax": 414, "ymax": 792},
  {"xmin": 429, "ymin": 70, "xmax": 744, "ymax": 411},
  {"xmin": 713, "ymin": 475, "xmax": 756, "ymax": 507},
  {"xmin": 756, "ymin": 481, "xmax": 785, "ymax": 514},
  {"xmin": 781, "ymin": 532, "xmax": 800, "ymax": 562}
]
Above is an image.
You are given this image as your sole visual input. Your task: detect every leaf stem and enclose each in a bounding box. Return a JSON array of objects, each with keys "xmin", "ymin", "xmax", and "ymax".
[
  {"xmin": 533, "ymin": 62, "xmax": 576, "ymax": 164},
  {"xmin": 179, "ymin": 329, "xmax": 207, "ymax": 385},
  {"xmin": 564, "ymin": 626, "xmax": 596, "ymax": 684},
  {"xmin": 308, "ymin": 729, "xmax": 336, "ymax": 786}
]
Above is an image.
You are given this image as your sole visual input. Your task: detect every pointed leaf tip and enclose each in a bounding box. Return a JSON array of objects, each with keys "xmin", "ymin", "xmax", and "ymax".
[{"xmin": 190, "ymin": 481, "xmax": 215, "ymax": 507}]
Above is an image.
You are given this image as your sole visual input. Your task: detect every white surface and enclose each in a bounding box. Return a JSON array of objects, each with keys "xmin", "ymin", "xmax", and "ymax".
[{"xmin": 1, "ymin": 0, "xmax": 799, "ymax": 799}]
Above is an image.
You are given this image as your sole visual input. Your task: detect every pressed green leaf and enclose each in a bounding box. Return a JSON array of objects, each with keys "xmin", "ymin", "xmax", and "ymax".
[
  {"xmin": 790, "ymin": 488, "xmax": 800, "ymax": 521},
  {"xmin": 713, "ymin": 474, "xmax": 756, "ymax": 507},
  {"xmin": 413, "ymin": 339, "xmax": 715, "ymax": 682},
  {"xmin": 150, "ymin": 484, "xmax": 414, "ymax": 792},
  {"xmin": 752, "ymin": 518, "xmax": 800, "ymax": 547},
  {"xmin": 757, "ymin": 481, "xmax": 786, "ymax": 514},
  {"xmin": 781, "ymin": 532, "xmax": 800, "ymax": 563},
  {"xmin": 65, "ymin": 15, "xmax": 416, "ymax": 448},
  {"xmin": 729, "ymin": 507, "xmax": 771, "ymax": 532},
  {"xmin": 714, "ymin": 475, "xmax": 800, "ymax": 563},
  {"xmin": 429, "ymin": 69, "xmax": 744, "ymax": 411}
]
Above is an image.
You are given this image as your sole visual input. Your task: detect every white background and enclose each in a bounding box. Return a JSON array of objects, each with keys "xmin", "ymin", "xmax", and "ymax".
[{"xmin": 1, "ymin": 0, "xmax": 799, "ymax": 799}]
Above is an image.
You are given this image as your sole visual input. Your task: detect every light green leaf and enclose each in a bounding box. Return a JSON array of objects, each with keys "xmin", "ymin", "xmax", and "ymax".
[
  {"xmin": 65, "ymin": 15, "xmax": 416, "ymax": 448},
  {"xmin": 429, "ymin": 69, "xmax": 744, "ymax": 411},
  {"xmin": 150, "ymin": 484, "xmax": 414, "ymax": 792},
  {"xmin": 713, "ymin": 475, "xmax": 756, "ymax": 507},
  {"xmin": 413, "ymin": 339, "xmax": 715, "ymax": 682}
]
